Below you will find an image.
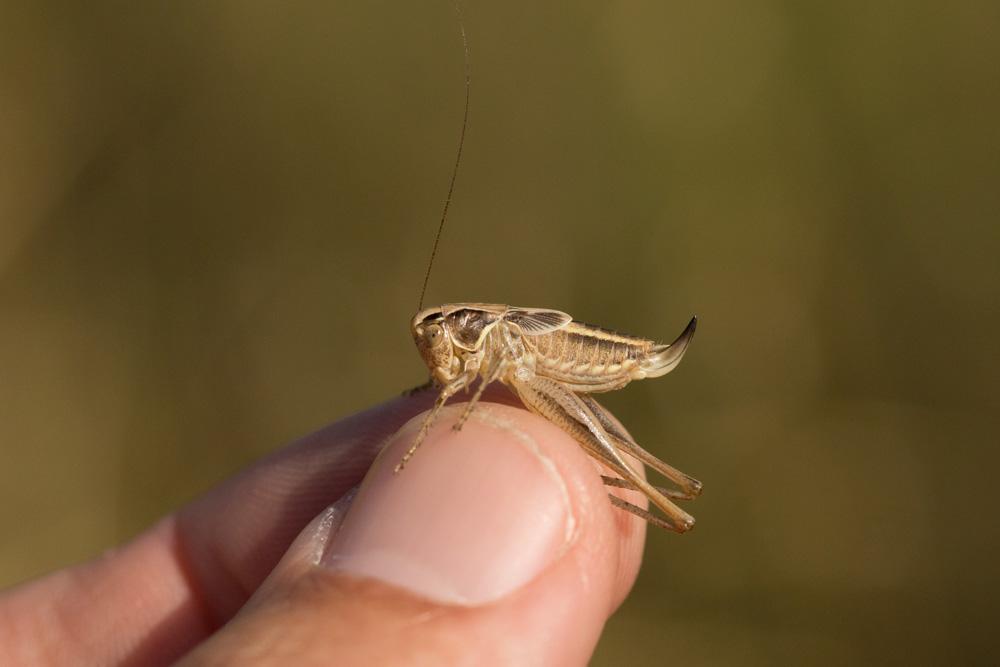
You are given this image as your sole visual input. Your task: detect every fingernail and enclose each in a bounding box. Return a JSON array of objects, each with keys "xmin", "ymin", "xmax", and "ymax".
[{"xmin": 321, "ymin": 404, "xmax": 575, "ymax": 605}]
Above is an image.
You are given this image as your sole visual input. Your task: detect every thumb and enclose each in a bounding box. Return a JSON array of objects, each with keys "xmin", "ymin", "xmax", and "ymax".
[{"xmin": 177, "ymin": 402, "xmax": 647, "ymax": 666}]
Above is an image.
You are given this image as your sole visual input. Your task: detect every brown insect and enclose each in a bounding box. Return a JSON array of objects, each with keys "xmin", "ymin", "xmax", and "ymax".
[
  {"xmin": 398, "ymin": 13, "xmax": 701, "ymax": 533},
  {"xmin": 401, "ymin": 305, "xmax": 701, "ymax": 532}
]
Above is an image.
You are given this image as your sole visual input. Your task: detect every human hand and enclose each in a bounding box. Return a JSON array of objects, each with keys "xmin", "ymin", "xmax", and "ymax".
[{"xmin": 0, "ymin": 390, "xmax": 647, "ymax": 665}]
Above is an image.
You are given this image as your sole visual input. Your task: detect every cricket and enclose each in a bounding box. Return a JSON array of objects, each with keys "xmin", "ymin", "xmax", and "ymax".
[{"xmin": 397, "ymin": 13, "xmax": 702, "ymax": 533}]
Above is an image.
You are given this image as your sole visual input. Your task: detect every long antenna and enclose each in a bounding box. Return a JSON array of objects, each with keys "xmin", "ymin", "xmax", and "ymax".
[{"xmin": 417, "ymin": 5, "xmax": 471, "ymax": 311}]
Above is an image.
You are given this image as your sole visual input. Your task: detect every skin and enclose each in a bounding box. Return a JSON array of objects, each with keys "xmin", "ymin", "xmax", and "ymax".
[{"xmin": 0, "ymin": 388, "xmax": 648, "ymax": 666}]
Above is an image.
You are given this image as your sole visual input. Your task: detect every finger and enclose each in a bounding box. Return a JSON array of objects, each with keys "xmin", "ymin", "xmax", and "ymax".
[
  {"xmin": 0, "ymin": 387, "xmax": 534, "ymax": 666},
  {"xmin": 172, "ymin": 390, "xmax": 450, "ymax": 620},
  {"xmin": 0, "ymin": 391, "xmax": 448, "ymax": 666},
  {"xmin": 177, "ymin": 402, "xmax": 647, "ymax": 666}
]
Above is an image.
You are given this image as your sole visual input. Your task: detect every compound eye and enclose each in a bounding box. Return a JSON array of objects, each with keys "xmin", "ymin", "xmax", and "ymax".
[{"xmin": 424, "ymin": 324, "xmax": 444, "ymax": 346}]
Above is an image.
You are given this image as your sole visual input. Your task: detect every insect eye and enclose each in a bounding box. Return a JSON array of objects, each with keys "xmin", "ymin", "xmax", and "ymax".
[{"xmin": 424, "ymin": 324, "xmax": 444, "ymax": 344}]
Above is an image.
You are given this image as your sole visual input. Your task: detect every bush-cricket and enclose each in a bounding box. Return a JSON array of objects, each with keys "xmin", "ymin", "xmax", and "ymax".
[{"xmin": 399, "ymin": 12, "xmax": 702, "ymax": 533}]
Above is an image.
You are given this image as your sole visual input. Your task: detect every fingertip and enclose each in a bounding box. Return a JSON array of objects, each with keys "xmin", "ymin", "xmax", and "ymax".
[{"xmin": 321, "ymin": 403, "xmax": 580, "ymax": 606}]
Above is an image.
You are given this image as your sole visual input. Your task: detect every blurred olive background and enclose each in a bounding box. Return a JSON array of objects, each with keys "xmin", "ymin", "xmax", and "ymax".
[{"xmin": 2, "ymin": 1, "xmax": 998, "ymax": 664}]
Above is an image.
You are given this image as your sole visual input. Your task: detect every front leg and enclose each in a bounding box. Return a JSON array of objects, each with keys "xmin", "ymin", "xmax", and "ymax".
[
  {"xmin": 394, "ymin": 373, "xmax": 473, "ymax": 473},
  {"xmin": 452, "ymin": 362, "xmax": 505, "ymax": 432}
]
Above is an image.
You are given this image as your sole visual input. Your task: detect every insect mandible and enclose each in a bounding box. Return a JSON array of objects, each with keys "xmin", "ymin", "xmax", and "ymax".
[{"xmin": 397, "ymin": 14, "xmax": 702, "ymax": 533}]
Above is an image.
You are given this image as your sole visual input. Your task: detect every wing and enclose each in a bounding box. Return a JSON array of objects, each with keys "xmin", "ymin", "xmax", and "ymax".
[{"xmin": 504, "ymin": 308, "xmax": 573, "ymax": 335}]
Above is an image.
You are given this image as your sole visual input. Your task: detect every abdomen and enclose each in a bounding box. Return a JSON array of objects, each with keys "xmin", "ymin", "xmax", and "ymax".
[{"xmin": 528, "ymin": 322, "xmax": 655, "ymax": 387}]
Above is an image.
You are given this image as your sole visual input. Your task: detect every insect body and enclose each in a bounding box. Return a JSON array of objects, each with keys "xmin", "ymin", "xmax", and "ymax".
[
  {"xmin": 398, "ymin": 303, "xmax": 702, "ymax": 532},
  {"xmin": 401, "ymin": 17, "xmax": 702, "ymax": 532}
]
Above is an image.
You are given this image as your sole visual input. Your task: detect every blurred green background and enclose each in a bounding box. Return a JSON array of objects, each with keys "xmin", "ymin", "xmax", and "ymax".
[{"xmin": 2, "ymin": 1, "xmax": 998, "ymax": 664}]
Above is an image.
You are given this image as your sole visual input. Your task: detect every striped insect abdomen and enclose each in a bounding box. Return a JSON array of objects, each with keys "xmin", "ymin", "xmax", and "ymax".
[{"xmin": 528, "ymin": 322, "xmax": 657, "ymax": 386}]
